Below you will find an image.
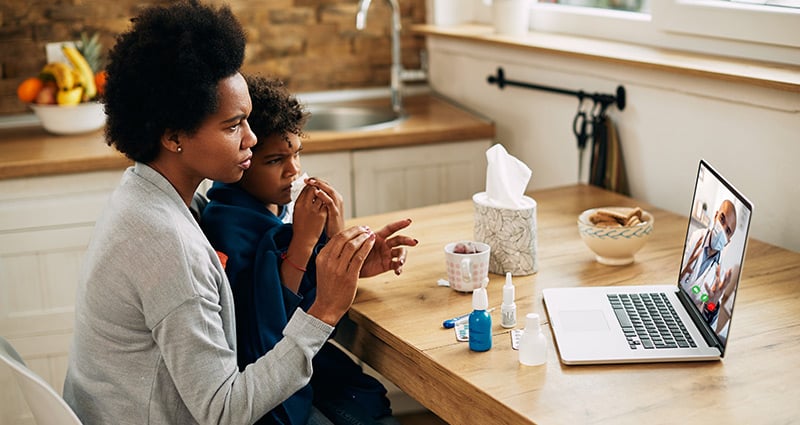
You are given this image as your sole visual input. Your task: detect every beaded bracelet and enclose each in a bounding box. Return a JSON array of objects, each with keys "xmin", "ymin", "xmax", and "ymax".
[{"xmin": 281, "ymin": 252, "xmax": 307, "ymax": 272}]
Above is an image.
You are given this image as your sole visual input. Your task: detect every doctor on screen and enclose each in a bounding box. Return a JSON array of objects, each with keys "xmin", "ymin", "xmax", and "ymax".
[{"xmin": 679, "ymin": 199, "xmax": 737, "ymax": 325}]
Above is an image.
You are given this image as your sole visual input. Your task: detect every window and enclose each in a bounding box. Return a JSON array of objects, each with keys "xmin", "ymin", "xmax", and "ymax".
[
  {"xmin": 653, "ymin": 0, "xmax": 800, "ymax": 48},
  {"xmin": 509, "ymin": 0, "xmax": 800, "ymax": 65}
]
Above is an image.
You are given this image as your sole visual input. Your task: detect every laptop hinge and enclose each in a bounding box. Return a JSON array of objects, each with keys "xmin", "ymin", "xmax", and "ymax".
[{"xmin": 676, "ymin": 289, "xmax": 723, "ymax": 353}]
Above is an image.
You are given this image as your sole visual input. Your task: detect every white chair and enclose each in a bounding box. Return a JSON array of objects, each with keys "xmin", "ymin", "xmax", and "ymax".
[{"xmin": 0, "ymin": 336, "xmax": 82, "ymax": 425}]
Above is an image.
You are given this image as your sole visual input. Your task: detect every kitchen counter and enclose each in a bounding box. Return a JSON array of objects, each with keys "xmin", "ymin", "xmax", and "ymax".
[{"xmin": 0, "ymin": 93, "xmax": 495, "ymax": 180}]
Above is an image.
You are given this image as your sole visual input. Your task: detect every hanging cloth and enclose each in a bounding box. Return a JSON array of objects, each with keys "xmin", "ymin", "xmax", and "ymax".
[{"xmin": 589, "ymin": 112, "xmax": 630, "ymax": 196}]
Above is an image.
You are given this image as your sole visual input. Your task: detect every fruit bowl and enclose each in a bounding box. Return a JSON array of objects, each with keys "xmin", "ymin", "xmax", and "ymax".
[
  {"xmin": 30, "ymin": 102, "xmax": 105, "ymax": 135},
  {"xmin": 578, "ymin": 207, "xmax": 654, "ymax": 266}
]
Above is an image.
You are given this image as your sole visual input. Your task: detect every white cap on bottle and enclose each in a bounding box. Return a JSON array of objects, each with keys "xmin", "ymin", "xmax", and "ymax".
[
  {"xmin": 502, "ymin": 272, "xmax": 515, "ymax": 305},
  {"xmin": 472, "ymin": 286, "xmax": 489, "ymax": 310},
  {"xmin": 525, "ymin": 312, "xmax": 540, "ymax": 329}
]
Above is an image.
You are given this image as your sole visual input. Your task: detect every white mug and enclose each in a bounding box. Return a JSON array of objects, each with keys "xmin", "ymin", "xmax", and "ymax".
[
  {"xmin": 444, "ymin": 241, "xmax": 491, "ymax": 292},
  {"xmin": 492, "ymin": 0, "xmax": 530, "ymax": 36}
]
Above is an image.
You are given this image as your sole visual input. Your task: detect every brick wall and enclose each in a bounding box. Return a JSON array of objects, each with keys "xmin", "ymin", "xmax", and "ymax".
[{"xmin": 0, "ymin": 0, "xmax": 426, "ymax": 115}]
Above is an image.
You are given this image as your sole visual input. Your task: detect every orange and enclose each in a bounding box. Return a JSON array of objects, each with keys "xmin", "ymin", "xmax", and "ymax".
[
  {"xmin": 94, "ymin": 70, "xmax": 107, "ymax": 96},
  {"xmin": 17, "ymin": 77, "xmax": 44, "ymax": 103}
]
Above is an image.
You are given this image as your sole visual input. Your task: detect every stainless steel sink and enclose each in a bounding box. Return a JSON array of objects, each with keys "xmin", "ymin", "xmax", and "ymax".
[{"xmin": 304, "ymin": 105, "xmax": 406, "ymax": 132}]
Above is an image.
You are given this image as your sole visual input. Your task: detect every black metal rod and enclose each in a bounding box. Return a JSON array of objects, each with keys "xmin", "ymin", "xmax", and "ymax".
[{"xmin": 487, "ymin": 67, "xmax": 626, "ymax": 111}]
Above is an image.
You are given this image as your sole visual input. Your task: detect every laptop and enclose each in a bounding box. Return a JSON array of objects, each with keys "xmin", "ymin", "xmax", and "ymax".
[{"xmin": 543, "ymin": 160, "xmax": 753, "ymax": 365}]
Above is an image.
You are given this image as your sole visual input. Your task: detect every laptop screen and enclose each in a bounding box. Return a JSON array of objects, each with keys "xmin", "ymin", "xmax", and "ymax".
[{"xmin": 678, "ymin": 160, "xmax": 753, "ymax": 350}]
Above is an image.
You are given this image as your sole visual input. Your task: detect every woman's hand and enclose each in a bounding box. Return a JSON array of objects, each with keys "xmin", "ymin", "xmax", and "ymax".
[
  {"xmin": 359, "ymin": 218, "xmax": 418, "ymax": 278},
  {"xmin": 307, "ymin": 226, "xmax": 376, "ymax": 326},
  {"xmin": 306, "ymin": 177, "xmax": 344, "ymax": 239}
]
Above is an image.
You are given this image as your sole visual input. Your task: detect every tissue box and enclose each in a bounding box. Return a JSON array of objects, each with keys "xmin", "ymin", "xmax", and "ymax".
[{"xmin": 473, "ymin": 192, "xmax": 538, "ymax": 276}]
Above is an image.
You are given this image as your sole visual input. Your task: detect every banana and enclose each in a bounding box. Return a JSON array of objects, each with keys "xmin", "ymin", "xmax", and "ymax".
[
  {"xmin": 57, "ymin": 86, "xmax": 83, "ymax": 106},
  {"xmin": 62, "ymin": 45, "xmax": 96, "ymax": 101},
  {"xmin": 41, "ymin": 62, "xmax": 75, "ymax": 91},
  {"xmin": 70, "ymin": 68, "xmax": 86, "ymax": 92}
]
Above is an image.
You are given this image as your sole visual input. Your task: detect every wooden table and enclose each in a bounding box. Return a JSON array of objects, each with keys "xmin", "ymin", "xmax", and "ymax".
[{"xmin": 339, "ymin": 184, "xmax": 800, "ymax": 425}]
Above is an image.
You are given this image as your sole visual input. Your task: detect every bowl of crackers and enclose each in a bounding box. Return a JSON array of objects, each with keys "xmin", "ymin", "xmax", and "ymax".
[{"xmin": 578, "ymin": 206, "xmax": 654, "ymax": 266}]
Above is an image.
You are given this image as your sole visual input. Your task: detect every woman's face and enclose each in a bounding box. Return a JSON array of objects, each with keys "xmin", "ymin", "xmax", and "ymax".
[
  {"xmin": 180, "ymin": 73, "xmax": 256, "ymax": 184},
  {"xmin": 238, "ymin": 132, "xmax": 302, "ymax": 208}
]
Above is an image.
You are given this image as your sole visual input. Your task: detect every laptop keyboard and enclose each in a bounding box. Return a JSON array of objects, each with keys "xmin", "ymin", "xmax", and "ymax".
[{"xmin": 608, "ymin": 293, "xmax": 696, "ymax": 350}]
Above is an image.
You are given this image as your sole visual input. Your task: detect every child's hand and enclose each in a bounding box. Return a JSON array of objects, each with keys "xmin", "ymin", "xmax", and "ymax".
[
  {"xmin": 291, "ymin": 184, "xmax": 330, "ymax": 248},
  {"xmin": 359, "ymin": 218, "xmax": 418, "ymax": 278},
  {"xmin": 306, "ymin": 177, "xmax": 345, "ymax": 238}
]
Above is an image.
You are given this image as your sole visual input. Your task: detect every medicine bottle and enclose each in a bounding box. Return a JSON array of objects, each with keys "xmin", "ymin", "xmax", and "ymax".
[
  {"xmin": 519, "ymin": 313, "xmax": 546, "ymax": 365},
  {"xmin": 469, "ymin": 286, "xmax": 492, "ymax": 352},
  {"xmin": 501, "ymin": 272, "xmax": 517, "ymax": 328}
]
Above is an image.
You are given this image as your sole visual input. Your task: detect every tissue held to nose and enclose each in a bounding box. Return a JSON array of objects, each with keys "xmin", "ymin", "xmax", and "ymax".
[{"xmin": 290, "ymin": 173, "xmax": 309, "ymax": 202}]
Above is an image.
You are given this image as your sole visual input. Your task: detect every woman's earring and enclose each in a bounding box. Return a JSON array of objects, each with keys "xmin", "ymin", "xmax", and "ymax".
[{"xmin": 177, "ymin": 146, "xmax": 183, "ymax": 153}]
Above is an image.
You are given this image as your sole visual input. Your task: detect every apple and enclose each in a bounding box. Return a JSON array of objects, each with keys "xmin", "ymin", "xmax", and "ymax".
[{"xmin": 35, "ymin": 82, "xmax": 58, "ymax": 105}]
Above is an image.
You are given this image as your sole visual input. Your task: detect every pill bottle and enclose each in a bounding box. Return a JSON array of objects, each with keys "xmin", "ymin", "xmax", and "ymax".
[
  {"xmin": 501, "ymin": 272, "xmax": 517, "ymax": 328},
  {"xmin": 519, "ymin": 313, "xmax": 546, "ymax": 365}
]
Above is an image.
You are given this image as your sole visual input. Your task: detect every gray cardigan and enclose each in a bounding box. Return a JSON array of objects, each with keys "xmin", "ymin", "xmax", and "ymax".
[{"xmin": 63, "ymin": 163, "xmax": 333, "ymax": 424}]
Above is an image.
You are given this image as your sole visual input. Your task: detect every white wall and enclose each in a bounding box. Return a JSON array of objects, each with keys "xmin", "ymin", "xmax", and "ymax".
[{"xmin": 425, "ymin": 37, "xmax": 800, "ymax": 252}]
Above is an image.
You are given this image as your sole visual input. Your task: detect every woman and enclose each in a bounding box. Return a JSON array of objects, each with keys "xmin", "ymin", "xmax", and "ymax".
[{"xmin": 63, "ymin": 2, "xmax": 378, "ymax": 424}]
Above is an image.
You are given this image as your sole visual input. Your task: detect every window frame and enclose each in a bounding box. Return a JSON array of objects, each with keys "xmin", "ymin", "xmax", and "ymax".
[
  {"xmin": 652, "ymin": 0, "xmax": 800, "ymax": 49},
  {"xmin": 482, "ymin": 0, "xmax": 800, "ymax": 66}
]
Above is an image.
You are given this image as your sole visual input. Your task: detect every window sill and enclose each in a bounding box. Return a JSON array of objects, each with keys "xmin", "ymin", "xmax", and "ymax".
[{"xmin": 411, "ymin": 24, "xmax": 800, "ymax": 93}]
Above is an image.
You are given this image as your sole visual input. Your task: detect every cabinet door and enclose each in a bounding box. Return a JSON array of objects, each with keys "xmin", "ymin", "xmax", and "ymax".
[
  {"xmin": 0, "ymin": 170, "xmax": 123, "ymax": 424},
  {"xmin": 352, "ymin": 139, "xmax": 491, "ymax": 217}
]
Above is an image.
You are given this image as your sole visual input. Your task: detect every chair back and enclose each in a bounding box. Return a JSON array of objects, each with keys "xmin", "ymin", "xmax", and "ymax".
[{"xmin": 0, "ymin": 336, "xmax": 82, "ymax": 425}]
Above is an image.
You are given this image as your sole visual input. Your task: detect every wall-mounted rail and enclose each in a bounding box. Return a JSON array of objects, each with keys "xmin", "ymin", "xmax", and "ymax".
[{"xmin": 486, "ymin": 67, "xmax": 625, "ymax": 112}]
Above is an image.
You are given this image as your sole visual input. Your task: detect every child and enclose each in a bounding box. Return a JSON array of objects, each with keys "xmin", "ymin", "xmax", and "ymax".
[{"xmin": 200, "ymin": 75, "xmax": 417, "ymax": 425}]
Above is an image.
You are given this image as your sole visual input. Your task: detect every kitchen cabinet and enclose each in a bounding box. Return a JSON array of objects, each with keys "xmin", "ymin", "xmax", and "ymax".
[
  {"xmin": 353, "ymin": 139, "xmax": 490, "ymax": 217},
  {"xmin": 300, "ymin": 139, "xmax": 491, "ymax": 218},
  {"xmin": 0, "ymin": 169, "xmax": 123, "ymax": 424}
]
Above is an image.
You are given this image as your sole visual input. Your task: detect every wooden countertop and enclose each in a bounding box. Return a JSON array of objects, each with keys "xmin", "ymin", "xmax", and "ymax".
[
  {"xmin": 340, "ymin": 184, "xmax": 800, "ymax": 424},
  {"xmin": 0, "ymin": 94, "xmax": 495, "ymax": 180}
]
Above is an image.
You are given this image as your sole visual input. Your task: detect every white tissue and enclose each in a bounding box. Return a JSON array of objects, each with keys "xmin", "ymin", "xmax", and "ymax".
[
  {"xmin": 284, "ymin": 173, "xmax": 309, "ymax": 224},
  {"xmin": 484, "ymin": 144, "xmax": 532, "ymax": 209},
  {"xmin": 290, "ymin": 173, "xmax": 309, "ymax": 203}
]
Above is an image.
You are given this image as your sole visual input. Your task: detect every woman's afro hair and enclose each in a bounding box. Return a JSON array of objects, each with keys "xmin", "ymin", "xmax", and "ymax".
[
  {"xmin": 103, "ymin": 0, "xmax": 246, "ymax": 163},
  {"xmin": 244, "ymin": 74, "xmax": 309, "ymax": 150}
]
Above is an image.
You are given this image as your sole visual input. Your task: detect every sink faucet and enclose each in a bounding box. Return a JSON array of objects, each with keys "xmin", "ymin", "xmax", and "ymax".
[{"xmin": 356, "ymin": 0, "xmax": 427, "ymax": 114}]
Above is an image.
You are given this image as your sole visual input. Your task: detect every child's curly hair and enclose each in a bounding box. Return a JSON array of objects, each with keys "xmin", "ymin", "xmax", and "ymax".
[
  {"xmin": 103, "ymin": 0, "xmax": 246, "ymax": 163},
  {"xmin": 244, "ymin": 74, "xmax": 309, "ymax": 150}
]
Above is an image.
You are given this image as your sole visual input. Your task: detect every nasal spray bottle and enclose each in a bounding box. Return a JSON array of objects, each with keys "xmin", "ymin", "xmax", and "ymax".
[
  {"xmin": 469, "ymin": 283, "xmax": 492, "ymax": 352},
  {"xmin": 519, "ymin": 313, "xmax": 547, "ymax": 366},
  {"xmin": 501, "ymin": 272, "xmax": 517, "ymax": 328}
]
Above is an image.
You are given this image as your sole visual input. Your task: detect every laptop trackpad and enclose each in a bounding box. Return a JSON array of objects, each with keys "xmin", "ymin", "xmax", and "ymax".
[{"xmin": 560, "ymin": 310, "xmax": 609, "ymax": 332}]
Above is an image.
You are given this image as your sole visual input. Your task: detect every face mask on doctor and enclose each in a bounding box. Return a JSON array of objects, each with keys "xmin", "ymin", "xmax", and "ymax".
[{"xmin": 710, "ymin": 220, "xmax": 728, "ymax": 251}]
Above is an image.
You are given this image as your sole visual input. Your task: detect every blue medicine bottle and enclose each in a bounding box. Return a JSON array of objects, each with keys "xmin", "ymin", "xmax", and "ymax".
[{"xmin": 469, "ymin": 286, "xmax": 492, "ymax": 352}]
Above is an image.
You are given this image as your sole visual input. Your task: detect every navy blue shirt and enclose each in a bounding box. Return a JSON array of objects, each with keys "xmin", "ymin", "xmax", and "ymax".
[{"xmin": 201, "ymin": 182, "xmax": 321, "ymax": 425}]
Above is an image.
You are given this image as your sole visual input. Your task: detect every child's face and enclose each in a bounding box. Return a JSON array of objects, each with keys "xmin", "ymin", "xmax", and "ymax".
[{"xmin": 238, "ymin": 132, "xmax": 302, "ymax": 207}]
